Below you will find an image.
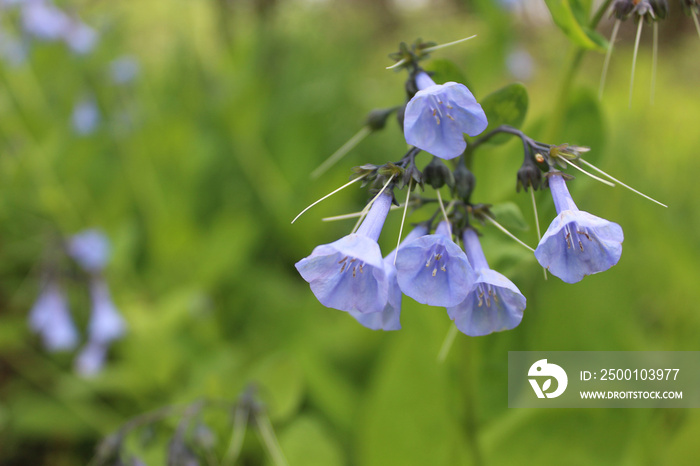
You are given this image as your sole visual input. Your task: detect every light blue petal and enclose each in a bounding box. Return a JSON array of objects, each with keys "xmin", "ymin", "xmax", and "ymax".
[
  {"xmin": 404, "ymin": 82, "xmax": 488, "ymax": 160},
  {"xmin": 396, "ymin": 234, "xmax": 474, "ymax": 307},
  {"xmin": 68, "ymin": 229, "xmax": 110, "ymax": 272},
  {"xmin": 89, "ymin": 280, "xmax": 126, "ymax": 343},
  {"xmin": 447, "ymin": 269, "xmax": 526, "ymax": 336},
  {"xmin": 349, "ymin": 263, "xmax": 401, "ymax": 330},
  {"xmin": 535, "ymin": 210, "xmax": 624, "ymax": 284},
  {"xmin": 296, "ymin": 235, "xmax": 388, "ymax": 314}
]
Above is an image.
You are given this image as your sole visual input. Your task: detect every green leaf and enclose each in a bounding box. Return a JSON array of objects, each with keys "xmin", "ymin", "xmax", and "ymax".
[
  {"xmin": 479, "ymin": 83, "xmax": 529, "ymax": 145},
  {"xmin": 277, "ymin": 416, "xmax": 345, "ymax": 466},
  {"xmin": 490, "ymin": 202, "xmax": 529, "ymax": 231},
  {"xmin": 544, "ymin": 0, "xmax": 607, "ymax": 51},
  {"xmin": 424, "ymin": 59, "xmax": 469, "ymax": 87}
]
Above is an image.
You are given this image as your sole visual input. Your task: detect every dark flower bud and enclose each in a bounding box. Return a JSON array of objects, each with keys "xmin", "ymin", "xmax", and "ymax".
[
  {"xmin": 516, "ymin": 156, "xmax": 543, "ymax": 192},
  {"xmin": 365, "ymin": 107, "xmax": 397, "ymax": 131},
  {"xmin": 423, "ymin": 156, "xmax": 454, "ymax": 190},
  {"xmin": 515, "ymin": 148, "xmax": 547, "ymax": 192},
  {"xmin": 648, "ymin": 0, "xmax": 669, "ymax": 19},
  {"xmin": 611, "ymin": 0, "xmax": 635, "ymax": 19},
  {"xmin": 452, "ymin": 161, "xmax": 476, "ymax": 202}
]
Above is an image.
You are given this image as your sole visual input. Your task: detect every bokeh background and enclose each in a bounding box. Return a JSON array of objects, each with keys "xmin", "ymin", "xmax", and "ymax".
[{"xmin": 1, "ymin": 0, "xmax": 699, "ymax": 464}]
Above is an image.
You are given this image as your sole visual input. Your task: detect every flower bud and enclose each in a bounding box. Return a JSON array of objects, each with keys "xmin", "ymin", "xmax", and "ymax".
[
  {"xmin": 423, "ymin": 156, "xmax": 454, "ymax": 189},
  {"xmin": 452, "ymin": 161, "xmax": 476, "ymax": 202}
]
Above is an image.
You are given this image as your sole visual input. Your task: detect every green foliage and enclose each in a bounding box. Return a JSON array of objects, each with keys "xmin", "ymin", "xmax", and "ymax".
[
  {"xmin": 0, "ymin": 1, "xmax": 699, "ymax": 465},
  {"xmin": 544, "ymin": 0, "xmax": 608, "ymax": 51},
  {"xmin": 479, "ymin": 83, "xmax": 529, "ymax": 145}
]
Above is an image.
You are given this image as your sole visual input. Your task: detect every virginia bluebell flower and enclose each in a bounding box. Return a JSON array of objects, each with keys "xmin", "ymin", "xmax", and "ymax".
[
  {"xmin": 21, "ymin": 1, "xmax": 70, "ymax": 42},
  {"xmin": 74, "ymin": 341, "xmax": 107, "ymax": 377},
  {"xmin": 395, "ymin": 221, "xmax": 475, "ymax": 307},
  {"xmin": 535, "ymin": 173, "xmax": 624, "ymax": 283},
  {"xmin": 403, "ymin": 71, "xmax": 488, "ymax": 160},
  {"xmin": 110, "ymin": 56, "xmax": 140, "ymax": 84},
  {"xmin": 348, "ymin": 225, "xmax": 428, "ymax": 330},
  {"xmin": 68, "ymin": 229, "xmax": 110, "ymax": 272},
  {"xmin": 29, "ymin": 281, "xmax": 79, "ymax": 351},
  {"xmin": 447, "ymin": 229, "xmax": 526, "ymax": 336},
  {"xmin": 64, "ymin": 21, "xmax": 97, "ymax": 55},
  {"xmin": 296, "ymin": 191, "xmax": 394, "ymax": 315},
  {"xmin": 71, "ymin": 98, "xmax": 100, "ymax": 135},
  {"xmin": 87, "ymin": 279, "xmax": 126, "ymax": 344}
]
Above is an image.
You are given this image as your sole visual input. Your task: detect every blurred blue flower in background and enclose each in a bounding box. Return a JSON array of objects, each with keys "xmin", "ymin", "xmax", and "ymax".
[
  {"xmin": 74, "ymin": 341, "xmax": 107, "ymax": 377},
  {"xmin": 403, "ymin": 71, "xmax": 488, "ymax": 160},
  {"xmin": 110, "ymin": 56, "xmax": 140, "ymax": 84},
  {"xmin": 447, "ymin": 228, "xmax": 526, "ymax": 336},
  {"xmin": 68, "ymin": 228, "xmax": 110, "ymax": 272},
  {"xmin": 535, "ymin": 173, "xmax": 624, "ymax": 283},
  {"xmin": 396, "ymin": 221, "xmax": 475, "ymax": 307},
  {"xmin": 29, "ymin": 281, "xmax": 79, "ymax": 351},
  {"xmin": 71, "ymin": 97, "xmax": 100, "ymax": 135},
  {"xmin": 296, "ymin": 191, "xmax": 394, "ymax": 315},
  {"xmin": 87, "ymin": 279, "xmax": 126, "ymax": 344}
]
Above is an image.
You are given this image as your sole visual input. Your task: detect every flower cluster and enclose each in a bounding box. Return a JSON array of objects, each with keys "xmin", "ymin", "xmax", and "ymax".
[
  {"xmin": 29, "ymin": 229, "xmax": 126, "ymax": 376},
  {"xmin": 0, "ymin": 0, "xmax": 98, "ymax": 60},
  {"xmin": 294, "ymin": 38, "xmax": 658, "ymax": 337}
]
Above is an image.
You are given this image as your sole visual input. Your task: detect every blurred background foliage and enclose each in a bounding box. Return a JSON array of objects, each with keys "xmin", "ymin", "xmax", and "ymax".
[{"xmin": 0, "ymin": 0, "xmax": 699, "ymax": 464}]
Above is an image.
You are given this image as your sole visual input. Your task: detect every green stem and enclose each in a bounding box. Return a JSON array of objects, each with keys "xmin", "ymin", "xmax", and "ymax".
[{"xmin": 547, "ymin": 0, "xmax": 614, "ymax": 140}]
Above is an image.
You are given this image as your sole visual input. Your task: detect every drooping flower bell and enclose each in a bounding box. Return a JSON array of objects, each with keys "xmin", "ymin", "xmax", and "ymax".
[
  {"xmin": 348, "ymin": 225, "xmax": 428, "ymax": 330},
  {"xmin": 534, "ymin": 173, "xmax": 624, "ymax": 283},
  {"xmin": 29, "ymin": 280, "xmax": 79, "ymax": 351},
  {"xmin": 403, "ymin": 71, "xmax": 488, "ymax": 160},
  {"xmin": 67, "ymin": 228, "xmax": 110, "ymax": 273},
  {"xmin": 395, "ymin": 221, "xmax": 475, "ymax": 307},
  {"xmin": 87, "ymin": 278, "xmax": 126, "ymax": 344},
  {"xmin": 447, "ymin": 229, "xmax": 526, "ymax": 336},
  {"xmin": 296, "ymin": 191, "xmax": 394, "ymax": 315}
]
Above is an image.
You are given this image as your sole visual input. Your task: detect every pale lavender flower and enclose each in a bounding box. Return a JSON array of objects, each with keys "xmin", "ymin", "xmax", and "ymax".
[
  {"xmin": 534, "ymin": 173, "xmax": 624, "ymax": 283},
  {"xmin": 64, "ymin": 21, "xmax": 97, "ymax": 55},
  {"xmin": 447, "ymin": 229, "xmax": 526, "ymax": 336},
  {"xmin": 395, "ymin": 221, "xmax": 475, "ymax": 307},
  {"xmin": 29, "ymin": 281, "xmax": 79, "ymax": 351},
  {"xmin": 71, "ymin": 97, "xmax": 100, "ymax": 135},
  {"xmin": 21, "ymin": 0, "xmax": 70, "ymax": 41},
  {"xmin": 296, "ymin": 191, "xmax": 394, "ymax": 315},
  {"xmin": 74, "ymin": 340, "xmax": 107, "ymax": 377},
  {"xmin": 87, "ymin": 279, "xmax": 126, "ymax": 344},
  {"xmin": 109, "ymin": 56, "xmax": 140, "ymax": 84},
  {"xmin": 68, "ymin": 229, "xmax": 110, "ymax": 272},
  {"xmin": 403, "ymin": 71, "xmax": 488, "ymax": 160}
]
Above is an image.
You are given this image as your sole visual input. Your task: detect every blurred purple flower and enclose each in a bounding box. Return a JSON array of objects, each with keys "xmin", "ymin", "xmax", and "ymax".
[
  {"xmin": 74, "ymin": 341, "xmax": 107, "ymax": 377},
  {"xmin": 64, "ymin": 21, "xmax": 97, "ymax": 55},
  {"xmin": 71, "ymin": 97, "xmax": 100, "ymax": 135},
  {"xmin": 68, "ymin": 229, "xmax": 110, "ymax": 272},
  {"xmin": 29, "ymin": 281, "xmax": 79, "ymax": 351},
  {"xmin": 403, "ymin": 71, "xmax": 488, "ymax": 160},
  {"xmin": 447, "ymin": 229, "xmax": 526, "ymax": 336},
  {"xmin": 21, "ymin": 0, "xmax": 70, "ymax": 41},
  {"xmin": 348, "ymin": 225, "xmax": 429, "ymax": 330},
  {"xmin": 395, "ymin": 221, "xmax": 475, "ymax": 307},
  {"xmin": 534, "ymin": 173, "xmax": 624, "ymax": 283},
  {"xmin": 110, "ymin": 56, "xmax": 140, "ymax": 84},
  {"xmin": 296, "ymin": 191, "xmax": 393, "ymax": 315},
  {"xmin": 87, "ymin": 278, "xmax": 126, "ymax": 344}
]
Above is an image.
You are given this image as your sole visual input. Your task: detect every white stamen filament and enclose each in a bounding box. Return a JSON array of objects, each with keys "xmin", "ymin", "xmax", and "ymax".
[
  {"xmin": 484, "ymin": 215, "xmax": 535, "ymax": 253},
  {"xmin": 577, "ymin": 158, "xmax": 667, "ymax": 207},
  {"xmin": 394, "ymin": 179, "xmax": 413, "ymax": 265},
  {"xmin": 311, "ymin": 126, "xmax": 372, "ymax": 179},
  {"xmin": 629, "ymin": 18, "xmax": 644, "ymax": 108},
  {"xmin": 386, "ymin": 58, "xmax": 407, "ymax": 70},
  {"xmin": 599, "ymin": 19, "xmax": 620, "ymax": 100},
  {"xmin": 436, "ymin": 189, "xmax": 450, "ymax": 232},
  {"xmin": 321, "ymin": 205, "xmax": 402, "ymax": 222},
  {"xmin": 565, "ymin": 160, "xmax": 615, "ymax": 187},
  {"xmin": 292, "ymin": 174, "xmax": 368, "ymax": 224},
  {"xmin": 421, "ymin": 35, "xmax": 477, "ymax": 54}
]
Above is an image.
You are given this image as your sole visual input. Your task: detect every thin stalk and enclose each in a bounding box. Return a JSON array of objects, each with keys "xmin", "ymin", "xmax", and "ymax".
[
  {"xmin": 529, "ymin": 185, "xmax": 547, "ymax": 280},
  {"xmin": 650, "ymin": 22, "xmax": 658, "ymax": 105},
  {"xmin": 255, "ymin": 411, "xmax": 288, "ymax": 466},
  {"xmin": 394, "ymin": 179, "xmax": 413, "ymax": 265},
  {"xmin": 437, "ymin": 325, "xmax": 459, "ymax": 363},
  {"xmin": 629, "ymin": 19, "xmax": 644, "ymax": 108},
  {"xmin": 292, "ymin": 174, "xmax": 367, "ymax": 224},
  {"xmin": 311, "ymin": 126, "xmax": 371, "ymax": 179},
  {"xmin": 484, "ymin": 215, "xmax": 535, "ymax": 253},
  {"xmin": 599, "ymin": 19, "xmax": 621, "ymax": 100}
]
